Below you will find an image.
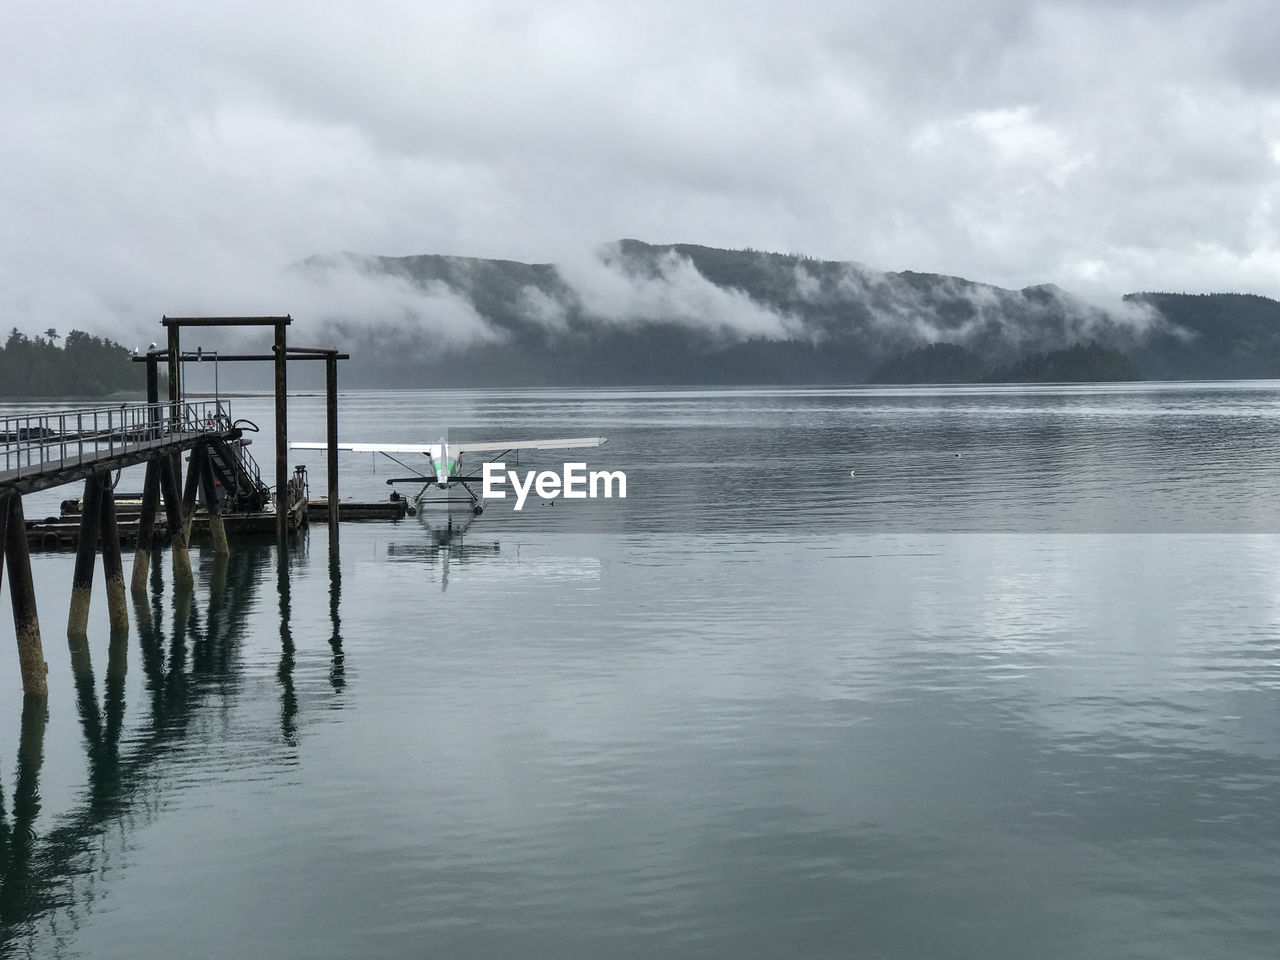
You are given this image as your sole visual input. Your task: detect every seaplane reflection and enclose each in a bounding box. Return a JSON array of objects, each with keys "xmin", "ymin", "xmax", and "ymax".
[
  {"xmin": 385, "ymin": 509, "xmax": 604, "ymax": 591},
  {"xmin": 0, "ymin": 532, "xmax": 347, "ymax": 952},
  {"xmin": 385, "ymin": 512, "xmax": 500, "ymax": 592}
]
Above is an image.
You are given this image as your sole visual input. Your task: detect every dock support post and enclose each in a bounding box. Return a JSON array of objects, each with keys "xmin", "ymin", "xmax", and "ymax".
[
  {"xmin": 134, "ymin": 355, "xmax": 162, "ymax": 594},
  {"xmin": 326, "ymin": 351, "xmax": 340, "ymax": 539},
  {"xmin": 274, "ymin": 319, "xmax": 289, "ymax": 545},
  {"xmin": 131, "ymin": 459, "xmax": 161, "ymax": 593},
  {"xmin": 0, "ymin": 492, "xmax": 6, "ymax": 597},
  {"xmin": 198, "ymin": 445, "xmax": 230, "ymax": 556},
  {"xmin": 99, "ymin": 482, "xmax": 129, "ymax": 635},
  {"xmin": 159, "ymin": 456, "xmax": 194, "ymax": 589},
  {"xmin": 166, "ymin": 321, "xmax": 182, "ymax": 483},
  {"xmin": 166, "ymin": 322, "xmax": 181, "ymax": 424},
  {"xmin": 181, "ymin": 448, "xmax": 201, "ymax": 541},
  {"xmin": 5, "ymin": 494, "xmax": 48, "ymax": 697},
  {"xmin": 68, "ymin": 473, "xmax": 104, "ymax": 639},
  {"xmin": 146, "ymin": 348, "xmax": 161, "ymax": 429}
]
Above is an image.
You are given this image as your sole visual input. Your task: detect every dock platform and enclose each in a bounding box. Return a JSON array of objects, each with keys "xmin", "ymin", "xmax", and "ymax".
[{"xmin": 23, "ymin": 495, "xmax": 407, "ymax": 550}]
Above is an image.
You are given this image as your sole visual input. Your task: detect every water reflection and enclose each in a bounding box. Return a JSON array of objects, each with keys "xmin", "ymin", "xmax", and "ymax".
[
  {"xmin": 385, "ymin": 513, "xmax": 500, "ymax": 592},
  {"xmin": 0, "ymin": 699, "xmax": 47, "ymax": 952},
  {"xmin": 278, "ymin": 544, "xmax": 298, "ymax": 745},
  {"xmin": 0, "ymin": 536, "xmax": 348, "ymax": 953},
  {"xmin": 327, "ymin": 537, "xmax": 344, "ymax": 690}
]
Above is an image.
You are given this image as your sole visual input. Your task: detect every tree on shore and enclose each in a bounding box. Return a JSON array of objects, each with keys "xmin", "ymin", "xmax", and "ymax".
[{"xmin": 0, "ymin": 328, "xmax": 145, "ymax": 397}]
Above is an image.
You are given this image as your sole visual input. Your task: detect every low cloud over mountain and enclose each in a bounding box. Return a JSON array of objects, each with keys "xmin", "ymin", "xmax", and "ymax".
[{"xmin": 284, "ymin": 240, "xmax": 1269, "ymax": 385}]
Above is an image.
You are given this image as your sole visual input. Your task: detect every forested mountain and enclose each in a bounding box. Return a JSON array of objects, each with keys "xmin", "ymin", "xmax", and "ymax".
[
  {"xmin": 984, "ymin": 342, "xmax": 1142, "ymax": 383},
  {"xmin": 12, "ymin": 243, "xmax": 1280, "ymax": 394},
  {"xmin": 867, "ymin": 341, "xmax": 1141, "ymax": 384},
  {"xmin": 305, "ymin": 241, "xmax": 1278, "ymax": 386},
  {"xmin": 1121, "ymin": 293, "xmax": 1280, "ymax": 379},
  {"xmin": 868, "ymin": 343, "xmax": 987, "ymax": 384}
]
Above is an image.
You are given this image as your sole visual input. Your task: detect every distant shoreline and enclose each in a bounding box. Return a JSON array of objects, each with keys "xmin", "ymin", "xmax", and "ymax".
[
  {"xmin": 0, "ymin": 390, "xmax": 148, "ymax": 403},
  {"xmin": 8, "ymin": 378, "xmax": 1280, "ymax": 403}
]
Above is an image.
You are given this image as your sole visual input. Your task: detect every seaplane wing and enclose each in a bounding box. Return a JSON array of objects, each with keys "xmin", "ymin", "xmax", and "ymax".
[
  {"xmin": 290, "ymin": 438, "xmax": 606, "ymax": 456},
  {"xmin": 292, "ymin": 442, "xmax": 440, "ymax": 454},
  {"xmin": 448, "ymin": 437, "xmax": 607, "ymax": 456}
]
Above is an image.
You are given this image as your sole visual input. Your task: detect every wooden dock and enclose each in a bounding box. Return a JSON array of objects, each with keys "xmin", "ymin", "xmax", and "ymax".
[
  {"xmin": 306, "ymin": 498, "xmax": 407, "ymax": 522},
  {"xmin": 1, "ymin": 315, "xmax": 356, "ymax": 700},
  {"xmin": 23, "ymin": 495, "xmax": 406, "ymax": 550}
]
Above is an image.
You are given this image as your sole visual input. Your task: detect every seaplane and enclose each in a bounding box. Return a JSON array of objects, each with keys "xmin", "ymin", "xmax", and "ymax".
[{"xmin": 290, "ymin": 435, "xmax": 608, "ymax": 516}]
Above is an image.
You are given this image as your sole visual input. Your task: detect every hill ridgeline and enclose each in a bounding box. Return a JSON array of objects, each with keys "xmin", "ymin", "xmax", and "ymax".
[{"xmin": 297, "ymin": 241, "xmax": 1277, "ymax": 386}]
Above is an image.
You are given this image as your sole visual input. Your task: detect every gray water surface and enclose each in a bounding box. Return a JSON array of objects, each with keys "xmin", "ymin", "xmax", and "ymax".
[{"xmin": 1, "ymin": 384, "xmax": 1278, "ymax": 958}]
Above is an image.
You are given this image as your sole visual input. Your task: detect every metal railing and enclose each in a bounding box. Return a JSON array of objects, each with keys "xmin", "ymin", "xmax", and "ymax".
[
  {"xmin": 0, "ymin": 401, "xmax": 232, "ymax": 481},
  {"xmin": 230, "ymin": 442, "xmax": 268, "ymax": 504},
  {"xmin": 209, "ymin": 430, "xmax": 270, "ymax": 508}
]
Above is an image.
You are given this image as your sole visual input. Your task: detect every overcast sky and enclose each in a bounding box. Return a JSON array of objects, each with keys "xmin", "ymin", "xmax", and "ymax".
[{"xmin": 2, "ymin": 0, "xmax": 1277, "ymax": 341}]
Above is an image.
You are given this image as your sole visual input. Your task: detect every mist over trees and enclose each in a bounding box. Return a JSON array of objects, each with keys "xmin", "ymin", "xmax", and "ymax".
[
  {"xmin": 867, "ymin": 341, "xmax": 1142, "ymax": 384},
  {"xmin": 310, "ymin": 242, "xmax": 1278, "ymax": 386},
  {"xmin": 10, "ymin": 244, "xmax": 1280, "ymax": 394},
  {"xmin": 984, "ymin": 342, "xmax": 1141, "ymax": 383},
  {"xmin": 1120, "ymin": 293, "xmax": 1280, "ymax": 380},
  {"xmin": 868, "ymin": 343, "xmax": 987, "ymax": 384}
]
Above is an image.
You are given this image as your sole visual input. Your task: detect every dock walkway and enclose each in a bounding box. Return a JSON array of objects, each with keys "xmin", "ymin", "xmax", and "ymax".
[{"xmin": 1, "ymin": 402, "xmax": 234, "ymax": 495}]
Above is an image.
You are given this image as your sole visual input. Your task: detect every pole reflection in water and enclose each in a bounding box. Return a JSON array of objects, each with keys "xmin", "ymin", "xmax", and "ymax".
[
  {"xmin": 278, "ymin": 543, "xmax": 297, "ymax": 744},
  {"xmin": 0, "ymin": 539, "xmax": 281, "ymax": 954},
  {"xmin": 101, "ymin": 627, "xmax": 128, "ymax": 799},
  {"xmin": 328, "ymin": 535, "xmax": 344, "ymax": 691},
  {"xmin": 0, "ymin": 699, "xmax": 48, "ymax": 951}
]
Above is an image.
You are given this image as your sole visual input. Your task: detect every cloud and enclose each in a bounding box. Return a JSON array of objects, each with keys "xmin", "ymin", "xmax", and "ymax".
[
  {"xmin": 282, "ymin": 242, "xmax": 1175, "ymax": 360},
  {"xmin": 787, "ymin": 259, "xmax": 1178, "ymax": 354},
  {"xmin": 1, "ymin": 0, "xmax": 1279, "ymax": 347},
  {"xmin": 516, "ymin": 285, "xmax": 571, "ymax": 331},
  {"xmin": 555, "ymin": 246, "xmax": 803, "ymax": 339},
  {"xmin": 292, "ymin": 255, "xmax": 503, "ymax": 351}
]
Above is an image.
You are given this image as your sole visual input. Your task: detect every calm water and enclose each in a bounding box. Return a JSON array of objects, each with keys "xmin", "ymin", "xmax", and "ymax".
[{"xmin": 2, "ymin": 383, "xmax": 1279, "ymax": 958}]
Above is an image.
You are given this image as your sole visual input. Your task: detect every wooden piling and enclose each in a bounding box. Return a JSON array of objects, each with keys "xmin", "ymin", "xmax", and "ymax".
[
  {"xmin": 146, "ymin": 349, "xmax": 160, "ymax": 420},
  {"xmin": 166, "ymin": 323, "xmax": 181, "ymax": 425},
  {"xmin": 134, "ymin": 354, "xmax": 162, "ymax": 594},
  {"xmin": 67, "ymin": 472, "xmax": 104, "ymax": 639},
  {"xmin": 99, "ymin": 481, "xmax": 129, "ymax": 634},
  {"xmin": 197, "ymin": 444, "xmax": 230, "ymax": 556},
  {"xmin": 131, "ymin": 458, "xmax": 161, "ymax": 593},
  {"xmin": 5, "ymin": 494, "xmax": 48, "ymax": 697},
  {"xmin": 274, "ymin": 320, "xmax": 289, "ymax": 544},
  {"xmin": 166, "ymin": 323, "xmax": 182, "ymax": 485},
  {"xmin": 326, "ymin": 353, "xmax": 340, "ymax": 538},
  {"xmin": 158, "ymin": 456, "xmax": 194, "ymax": 589},
  {"xmin": 0, "ymin": 491, "xmax": 8, "ymax": 597},
  {"xmin": 180, "ymin": 448, "xmax": 201, "ymax": 541}
]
